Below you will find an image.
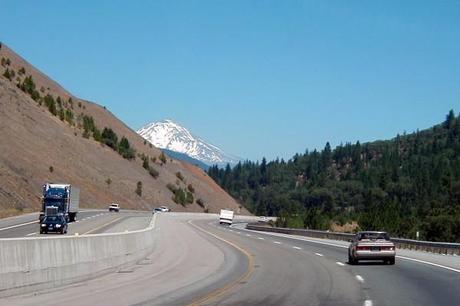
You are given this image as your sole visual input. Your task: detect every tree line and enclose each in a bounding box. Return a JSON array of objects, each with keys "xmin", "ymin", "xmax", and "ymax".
[{"xmin": 208, "ymin": 110, "xmax": 460, "ymax": 242}]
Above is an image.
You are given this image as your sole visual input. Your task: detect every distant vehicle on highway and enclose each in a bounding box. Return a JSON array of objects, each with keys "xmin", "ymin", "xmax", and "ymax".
[
  {"xmin": 154, "ymin": 206, "xmax": 170, "ymax": 213},
  {"xmin": 219, "ymin": 209, "xmax": 234, "ymax": 225},
  {"xmin": 40, "ymin": 183, "xmax": 79, "ymax": 222},
  {"xmin": 109, "ymin": 203, "xmax": 120, "ymax": 212},
  {"xmin": 257, "ymin": 216, "xmax": 269, "ymax": 223},
  {"xmin": 40, "ymin": 215, "xmax": 68, "ymax": 234},
  {"xmin": 348, "ymin": 231, "xmax": 396, "ymax": 265}
]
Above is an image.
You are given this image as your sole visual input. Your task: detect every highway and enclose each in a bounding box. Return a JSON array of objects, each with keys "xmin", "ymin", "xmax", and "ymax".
[
  {"xmin": 2, "ymin": 213, "xmax": 460, "ymax": 305},
  {"xmin": 0, "ymin": 210, "xmax": 152, "ymax": 238}
]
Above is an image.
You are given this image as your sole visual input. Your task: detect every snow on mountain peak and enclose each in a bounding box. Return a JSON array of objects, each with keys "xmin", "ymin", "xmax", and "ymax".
[{"xmin": 137, "ymin": 120, "xmax": 241, "ymax": 166}]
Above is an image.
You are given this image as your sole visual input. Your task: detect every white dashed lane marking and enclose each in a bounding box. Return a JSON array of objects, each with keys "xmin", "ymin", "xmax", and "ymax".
[
  {"xmin": 315, "ymin": 253, "xmax": 324, "ymax": 257},
  {"xmin": 274, "ymin": 241, "xmax": 282, "ymax": 244},
  {"xmin": 336, "ymin": 262, "xmax": 345, "ymax": 266},
  {"xmin": 293, "ymin": 246, "xmax": 302, "ymax": 250},
  {"xmin": 355, "ymin": 275, "xmax": 364, "ymax": 283}
]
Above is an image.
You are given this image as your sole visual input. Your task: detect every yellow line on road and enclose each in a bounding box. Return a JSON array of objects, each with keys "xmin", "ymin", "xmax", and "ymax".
[
  {"xmin": 82, "ymin": 217, "xmax": 123, "ymax": 235},
  {"xmin": 187, "ymin": 220, "xmax": 255, "ymax": 306}
]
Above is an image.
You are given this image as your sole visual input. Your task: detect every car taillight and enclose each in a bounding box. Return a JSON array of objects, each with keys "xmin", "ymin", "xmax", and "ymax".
[
  {"xmin": 357, "ymin": 246, "xmax": 370, "ymax": 251},
  {"xmin": 381, "ymin": 246, "xmax": 395, "ymax": 251}
]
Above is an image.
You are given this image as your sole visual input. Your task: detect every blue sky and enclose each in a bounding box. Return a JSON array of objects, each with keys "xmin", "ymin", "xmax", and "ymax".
[{"xmin": 1, "ymin": 1, "xmax": 459, "ymax": 161}]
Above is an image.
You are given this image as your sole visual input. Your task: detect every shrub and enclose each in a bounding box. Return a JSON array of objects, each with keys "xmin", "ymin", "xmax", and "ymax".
[
  {"xmin": 186, "ymin": 191, "xmax": 194, "ymax": 204},
  {"xmin": 135, "ymin": 181, "xmax": 142, "ymax": 197},
  {"xmin": 166, "ymin": 183, "xmax": 177, "ymax": 193},
  {"xmin": 49, "ymin": 166, "xmax": 54, "ymax": 173},
  {"xmin": 176, "ymin": 171, "xmax": 184, "ymax": 181},
  {"xmin": 101, "ymin": 127, "xmax": 118, "ymax": 149},
  {"xmin": 196, "ymin": 198, "xmax": 205, "ymax": 208},
  {"xmin": 19, "ymin": 67, "xmax": 26, "ymax": 75},
  {"xmin": 173, "ymin": 188, "xmax": 186, "ymax": 206},
  {"xmin": 159, "ymin": 152, "xmax": 167, "ymax": 164},
  {"xmin": 149, "ymin": 166, "xmax": 159, "ymax": 179},
  {"xmin": 3, "ymin": 68, "xmax": 12, "ymax": 81},
  {"xmin": 187, "ymin": 184, "xmax": 195, "ymax": 193},
  {"xmin": 65, "ymin": 109, "xmax": 74, "ymax": 125},
  {"xmin": 142, "ymin": 155, "xmax": 149, "ymax": 169}
]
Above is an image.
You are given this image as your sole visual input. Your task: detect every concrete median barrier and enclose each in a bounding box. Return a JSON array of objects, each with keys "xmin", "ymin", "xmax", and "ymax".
[{"xmin": 0, "ymin": 215, "xmax": 157, "ymax": 297}]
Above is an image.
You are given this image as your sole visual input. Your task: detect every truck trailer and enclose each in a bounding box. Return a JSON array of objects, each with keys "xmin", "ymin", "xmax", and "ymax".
[
  {"xmin": 39, "ymin": 183, "xmax": 79, "ymax": 222},
  {"xmin": 219, "ymin": 209, "xmax": 234, "ymax": 225}
]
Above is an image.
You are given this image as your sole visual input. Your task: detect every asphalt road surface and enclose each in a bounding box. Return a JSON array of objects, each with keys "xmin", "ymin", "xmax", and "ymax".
[
  {"xmin": 2, "ymin": 213, "xmax": 460, "ymax": 306},
  {"xmin": 0, "ymin": 210, "xmax": 151, "ymax": 238}
]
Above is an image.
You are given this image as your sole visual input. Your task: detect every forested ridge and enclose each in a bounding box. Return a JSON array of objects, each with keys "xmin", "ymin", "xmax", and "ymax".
[{"xmin": 208, "ymin": 111, "xmax": 460, "ymax": 242}]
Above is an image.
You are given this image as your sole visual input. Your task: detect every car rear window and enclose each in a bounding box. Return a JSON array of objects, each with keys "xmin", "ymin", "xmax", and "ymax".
[{"xmin": 358, "ymin": 232, "xmax": 390, "ymax": 241}]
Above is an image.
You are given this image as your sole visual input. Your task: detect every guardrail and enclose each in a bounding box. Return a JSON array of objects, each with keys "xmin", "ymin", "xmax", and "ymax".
[
  {"xmin": 246, "ymin": 224, "xmax": 460, "ymax": 255},
  {"xmin": 0, "ymin": 214, "xmax": 158, "ymax": 297}
]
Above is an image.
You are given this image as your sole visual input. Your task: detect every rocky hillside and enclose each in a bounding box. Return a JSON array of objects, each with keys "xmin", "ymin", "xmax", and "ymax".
[{"xmin": 0, "ymin": 43, "xmax": 247, "ymax": 218}]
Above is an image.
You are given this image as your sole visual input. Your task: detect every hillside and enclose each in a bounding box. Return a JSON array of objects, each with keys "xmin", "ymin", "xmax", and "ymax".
[
  {"xmin": 209, "ymin": 111, "xmax": 460, "ymax": 242},
  {"xmin": 0, "ymin": 42, "xmax": 247, "ymax": 217}
]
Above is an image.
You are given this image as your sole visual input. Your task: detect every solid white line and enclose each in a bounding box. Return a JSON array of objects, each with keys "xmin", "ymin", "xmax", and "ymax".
[
  {"xmin": 0, "ymin": 220, "xmax": 37, "ymax": 231},
  {"xmin": 315, "ymin": 253, "xmax": 324, "ymax": 257},
  {"xmin": 26, "ymin": 232, "xmax": 37, "ymax": 236},
  {"xmin": 396, "ymin": 255, "xmax": 460, "ymax": 274},
  {"xmin": 364, "ymin": 300, "xmax": 373, "ymax": 306},
  {"xmin": 355, "ymin": 275, "xmax": 364, "ymax": 283},
  {"xmin": 274, "ymin": 241, "xmax": 281, "ymax": 244},
  {"xmin": 247, "ymin": 228, "xmax": 460, "ymax": 274},
  {"xmin": 293, "ymin": 246, "xmax": 302, "ymax": 250},
  {"xmin": 336, "ymin": 262, "xmax": 345, "ymax": 266},
  {"xmin": 258, "ymin": 237, "xmax": 265, "ymax": 240}
]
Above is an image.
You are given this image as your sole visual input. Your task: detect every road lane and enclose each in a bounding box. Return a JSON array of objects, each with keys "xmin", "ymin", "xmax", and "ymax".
[
  {"xmin": 0, "ymin": 210, "xmax": 151, "ymax": 238},
  {"xmin": 3, "ymin": 213, "xmax": 460, "ymax": 306},
  {"xmin": 0, "ymin": 214, "xmax": 247, "ymax": 306},
  {"xmin": 227, "ymin": 222, "xmax": 460, "ymax": 306}
]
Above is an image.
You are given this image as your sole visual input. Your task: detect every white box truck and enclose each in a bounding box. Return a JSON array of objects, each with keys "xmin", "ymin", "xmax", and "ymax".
[{"xmin": 219, "ymin": 209, "xmax": 234, "ymax": 225}]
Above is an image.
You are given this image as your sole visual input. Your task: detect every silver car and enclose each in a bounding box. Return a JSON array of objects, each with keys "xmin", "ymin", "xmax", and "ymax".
[{"xmin": 348, "ymin": 231, "xmax": 396, "ymax": 265}]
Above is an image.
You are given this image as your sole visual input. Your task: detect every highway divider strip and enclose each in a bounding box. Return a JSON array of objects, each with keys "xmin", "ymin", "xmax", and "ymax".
[{"xmin": 187, "ymin": 220, "xmax": 255, "ymax": 306}]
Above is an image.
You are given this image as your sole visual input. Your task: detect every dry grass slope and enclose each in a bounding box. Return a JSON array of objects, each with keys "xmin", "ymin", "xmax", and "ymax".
[{"xmin": 0, "ymin": 43, "xmax": 248, "ymax": 217}]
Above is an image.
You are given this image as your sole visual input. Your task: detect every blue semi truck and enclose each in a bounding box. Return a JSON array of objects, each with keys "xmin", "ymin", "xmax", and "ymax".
[{"xmin": 39, "ymin": 183, "xmax": 79, "ymax": 222}]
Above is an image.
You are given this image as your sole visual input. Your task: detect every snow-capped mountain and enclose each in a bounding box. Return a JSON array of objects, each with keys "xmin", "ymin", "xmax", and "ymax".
[{"xmin": 137, "ymin": 120, "xmax": 241, "ymax": 166}]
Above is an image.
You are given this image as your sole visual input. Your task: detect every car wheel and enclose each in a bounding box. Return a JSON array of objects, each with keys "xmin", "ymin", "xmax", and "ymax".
[
  {"xmin": 389, "ymin": 258, "xmax": 395, "ymax": 265},
  {"xmin": 348, "ymin": 253, "xmax": 355, "ymax": 265}
]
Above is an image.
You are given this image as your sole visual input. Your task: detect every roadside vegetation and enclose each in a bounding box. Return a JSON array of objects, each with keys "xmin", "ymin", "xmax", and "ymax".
[{"xmin": 209, "ymin": 111, "xmax": 460, "ymax": 242}]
